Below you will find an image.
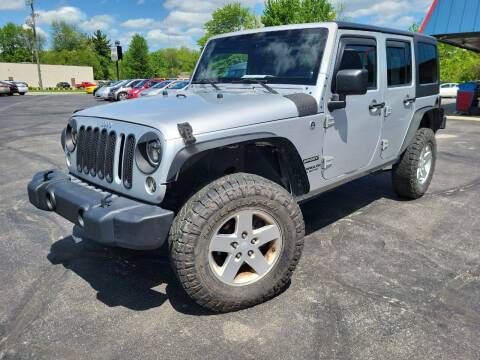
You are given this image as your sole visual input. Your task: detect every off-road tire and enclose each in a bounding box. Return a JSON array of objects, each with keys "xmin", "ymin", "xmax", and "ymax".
[
  {"xmin": 169, "ymin": 173, "xmax": 305, "ymax": 312},
  {"xmin": 392, "ymin": 128, "xmax": 436, "ymax": 199}
]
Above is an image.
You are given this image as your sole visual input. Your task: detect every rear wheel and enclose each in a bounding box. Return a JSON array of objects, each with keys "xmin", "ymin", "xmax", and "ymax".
[
  {"xmin": 392, "ymin": 128, "xmax": 436, "ymax": 199},
  {"xmin": 19, "ymin": 92, "xmax": 25, "ymax": 96},
  {"xmin": 169, "ymin": 173, "xmax": 305, "ymax": 312}
]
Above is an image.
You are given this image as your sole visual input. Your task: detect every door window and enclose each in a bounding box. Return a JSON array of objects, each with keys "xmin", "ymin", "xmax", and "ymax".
[
  {"xmin": 337, "ymin": 42, "xmax": 377, "ymax": 90},
  {"xmin": 386, "ymin": 41, "xmax": 412, "ymax": 87}
]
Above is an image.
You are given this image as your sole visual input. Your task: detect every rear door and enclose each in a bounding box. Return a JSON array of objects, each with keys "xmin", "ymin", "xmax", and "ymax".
[
  {"xmin": 380, "ymin": 35, "xmax": 416, "ymax": 159},
  {"xmin": 322, "ymin": 34, "xmax": 384, "ymax": 179}
]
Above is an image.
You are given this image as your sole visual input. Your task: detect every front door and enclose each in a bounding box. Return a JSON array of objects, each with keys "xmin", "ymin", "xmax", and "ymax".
[
  {"xmin": 322, "ymin": 35, "xmax": 383, "ymax": 179},
  {"xmin": 380, "ymin": 36, "xmax": 416, "ymax": 159}
]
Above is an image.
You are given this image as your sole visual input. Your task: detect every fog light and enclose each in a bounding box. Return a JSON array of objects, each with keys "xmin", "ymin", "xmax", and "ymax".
[{"xmin": 145, "ymin": 176, "xmax": 157, "ymax": 194}]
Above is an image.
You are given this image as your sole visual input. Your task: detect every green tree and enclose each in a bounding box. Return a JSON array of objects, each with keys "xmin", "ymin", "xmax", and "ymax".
[
  {"xmin": 150, "ymin": 47, "xmax": 200, "ymax": 77},
  {"xmin": 438, "ymin": 43, "xmax": 480, "ymax": 82},
  {"xmin": 262, "ymin": 0, "xmax": 336, "ymax": 27},
  {"xmin": 51, "ymin": 21, "xmax": 88, "ymax": 51},
  {"xmin": 91, "ymin": 30, "xmax": 111, "ymax": 79},
  {"xmin": 0, "ymin": 23, "xmax": 32, "ymax": 62},
  {"xmin": 197, "ymin": 3, "xmax": 260, "ymax": 48},
  {"xmin": 122, "ymin": 34, "xmax": 152, "ymax": 78},
  {"xmin": 91, "ymin": 30, "xmax": 111, "ymax": 57}
]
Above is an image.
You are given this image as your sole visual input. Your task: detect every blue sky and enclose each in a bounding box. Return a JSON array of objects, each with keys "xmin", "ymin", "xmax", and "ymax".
[{"xmin": 0, "ymin": 0, "xmax": 433, "ymax": 50}]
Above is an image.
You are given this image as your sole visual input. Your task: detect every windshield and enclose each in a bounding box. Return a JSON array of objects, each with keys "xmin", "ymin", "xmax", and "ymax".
[
  {"xmin": 152, "ymin": 80, "xmax": 172, "ymax": 89},
  {"xmin": 193, "ymin": 28, "xmax": 328, "ymax": 85},
  {"xmin": 168, "ymin": 81, "xmax": 189, "ymax": 89},
  {"xmin": 134, "ymin": 80, "xmax": 149, "ymax": 88}
]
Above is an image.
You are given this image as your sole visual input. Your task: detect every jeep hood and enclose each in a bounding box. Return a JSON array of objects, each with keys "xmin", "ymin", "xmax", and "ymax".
[{"xmin": 75, "ymin": 91, "xmax": 301, "ymax": 140}]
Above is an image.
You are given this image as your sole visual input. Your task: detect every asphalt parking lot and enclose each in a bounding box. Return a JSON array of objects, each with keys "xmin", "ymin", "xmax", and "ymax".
[{"xmin": 1, "ymin": 95, "xmax": 479, "ymax": 359}]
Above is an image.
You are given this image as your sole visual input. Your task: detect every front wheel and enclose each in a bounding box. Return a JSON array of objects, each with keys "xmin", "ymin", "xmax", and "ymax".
[
  {"xmin": 169, "ymin": 173, "xmax": 305, "ymax": 312},
  {"xmin": 19, "ymin": 92, "xmax": 25, "ymax": 96},
  {"xmin": 392, "ymin": 128, "xmax": 436, "ymax": 199},
  {"xmin": 117, "ymin": 92, "xmax": 128, "ymax": 101}
]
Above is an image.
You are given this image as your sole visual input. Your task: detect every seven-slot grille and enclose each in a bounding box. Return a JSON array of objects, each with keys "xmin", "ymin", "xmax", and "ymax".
[{"xmin": 76, "ymin": 126, "xmax": 135, "ymax": 188}]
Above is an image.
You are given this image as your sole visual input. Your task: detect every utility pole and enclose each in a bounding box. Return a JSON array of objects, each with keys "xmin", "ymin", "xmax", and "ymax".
[{"xmin": 26, "ymin": 0, "xmax": 43, "ymax": 89}]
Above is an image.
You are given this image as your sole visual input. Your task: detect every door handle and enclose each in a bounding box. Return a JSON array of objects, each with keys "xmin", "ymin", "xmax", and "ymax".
[
  {"xmin": 369, "ymin": 101, "xmax": 385, "ymax": 110},
  {"xmin": 403, "ymin": 97, "xmax": 416, "ymax": 105}
]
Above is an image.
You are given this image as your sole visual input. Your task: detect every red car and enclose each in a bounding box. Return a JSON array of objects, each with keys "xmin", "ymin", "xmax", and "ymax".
[
  {"xmin": 127, "ymin": 79, "xmax": 163, "ymax": 99},
  {"xmin": 75, "ymin": 81, "xmax": 96, "ymax": 89}
]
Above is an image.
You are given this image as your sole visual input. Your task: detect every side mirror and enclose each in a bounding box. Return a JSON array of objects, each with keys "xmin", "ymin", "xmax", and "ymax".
[
  {"xmin": 328, "ymin": 69, "xmax": 368, "ymax": 112},
  {"xmin": 336, "ymin": 69, "xmax": 368, "ymax": 96}
]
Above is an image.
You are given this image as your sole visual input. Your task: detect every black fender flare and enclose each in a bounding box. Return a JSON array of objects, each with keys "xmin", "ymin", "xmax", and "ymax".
[
  {"xmin": 400, "ymin": 106, "xmax": 445, "ymax": 153},
  {"xmin": 165, "ymin": 132, "xmax": 310, "ymax": 195}
]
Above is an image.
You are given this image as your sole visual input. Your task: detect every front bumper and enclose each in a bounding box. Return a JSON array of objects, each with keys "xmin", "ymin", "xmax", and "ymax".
[{"xmin": 27, "ymin": 170, "xmax": 174, "ymax": 250}]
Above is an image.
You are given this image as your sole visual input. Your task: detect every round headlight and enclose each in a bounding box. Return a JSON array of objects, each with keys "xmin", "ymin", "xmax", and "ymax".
[
  {"xmin": 146, "ymin": 139, "xmax": 161, "ymax": 166},
  {"xmin": 135, "ymin": 132, "xmax": 162, "ymax": 174}
]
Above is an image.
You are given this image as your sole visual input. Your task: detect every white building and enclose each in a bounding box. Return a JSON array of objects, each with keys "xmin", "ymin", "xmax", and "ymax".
[{"xmin": 0, "ymin": 62, "xmax": 94, "ymax": 87}]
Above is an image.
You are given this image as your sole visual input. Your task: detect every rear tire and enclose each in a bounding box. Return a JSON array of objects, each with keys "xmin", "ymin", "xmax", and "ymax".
[
  {"xmin": 392, "ymin": 128, "xmax": 436, "ymax": 199},
  {"xmin": 19, "ymin": 92, "xmax": 25, "ymax": 96},
  {"xmin": 169, "ymin": 173, "xmax": 305, "ymax": 312}
]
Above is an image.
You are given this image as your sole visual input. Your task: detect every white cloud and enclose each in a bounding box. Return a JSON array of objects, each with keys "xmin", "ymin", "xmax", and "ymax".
[
  {"xmin": 81, "ymin": 15, "xmax": 114, "ymax": 31},
  {"xmin": 22, "ymin": 23, "xmax": 47, "ymax": 39},
  {"xmin": 0, "ymin": 0, "xmax": 24, "ymax": 10},
  {"xmin": 344, "ymin": 0, "xmax": 430, "ymax": 29},
  {"xmin": 122, "ymin": 18, "xmax": 157, "ymax": 29},
  {"xmin": 162, "ymin": 11, "xmax": 211, "ymax": 28},
  {"xmin": 147, "ymin": 29, "xmax": 192, "ymax": 47},
  {"xmin": 137, "ymin": 0, "xmax": 145, "ymax": 4},
  {"xmin": 163, "ymin": 0, "xmax": 263, "ymax": 12},
  {"xmin": 37, "ymin": 6, "xmax": 86, "ymax": 25}
]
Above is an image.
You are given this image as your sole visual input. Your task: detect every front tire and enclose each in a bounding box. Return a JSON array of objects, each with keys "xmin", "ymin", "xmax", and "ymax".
[
  {"xmin": 117, "ymin": 92, "xmax": 127, "ymax": 101},
  {"xmin": 169, "ymin": 173, "xmax": 305, "ymax": 312},
  {"xmin": 392, "ymin": 128, "xmax": 436, "ymax": 199}
]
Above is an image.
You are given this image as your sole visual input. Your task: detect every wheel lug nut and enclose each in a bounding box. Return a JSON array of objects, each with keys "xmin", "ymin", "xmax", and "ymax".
[
  {"xmin": 236, "ymin": 252, "xmax": 242, "ymax": 259},
  {"xmin": 241, "ymin": 232, "xmax": 248, "ymax": 239},
  {"xmin": 248, "ymin": 250, "xmax": 254, "ymax": 257},
  {"xmin": 231, "ymin": 242, "xmax": 239, "ymax": 249},
  {"xmin": 251, "ymin": 238, "xmax": 257, "ymax": 245}
]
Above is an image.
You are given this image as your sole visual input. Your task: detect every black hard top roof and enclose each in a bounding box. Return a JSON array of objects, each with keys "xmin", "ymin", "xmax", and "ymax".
[{"xmin": 335, "ymin": 21, "xmax": 436, "ymax": 43}]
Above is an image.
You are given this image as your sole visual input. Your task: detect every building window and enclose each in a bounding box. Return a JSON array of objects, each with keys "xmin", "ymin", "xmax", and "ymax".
[
  {"xmin": 387, "ymin": 41, "xmax": 412, "ymax": 86},
  {"xmin": 418, "ymin": 42, "xmax": 438, "ymax": 84}
]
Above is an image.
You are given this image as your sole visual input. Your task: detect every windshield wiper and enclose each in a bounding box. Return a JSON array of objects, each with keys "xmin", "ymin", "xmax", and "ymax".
[
  {"xmin": 233, "ymin": 78, "xmax": 279, "ymax": 95},
  {"xmin": 191, "ymin": 79, "xmax": 221, "ymax": 91}
]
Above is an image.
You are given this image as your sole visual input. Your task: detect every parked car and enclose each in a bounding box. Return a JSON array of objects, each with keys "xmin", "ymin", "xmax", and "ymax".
[
  {"xmin": 163, "ymin": 80, "xmax": 190, "ymax": 94},
  {"xmin": 0, "ymin": 81, "xmax": 10, "ymax": 95},
  {"xmin": 28, "ymin": 22, "xmax": 445, "ymax": 312},
  {"xmin": 440, "ymin": 83, "xmax": 459, "ymax": 98},
  {"xmin": 75, "ymin": 81, "xmax": 96, "ymax": 89},
  {"xmin": 127, "ymin": 79, "xmax": 159, "ymax": 99},
  {"xmin": 109, "ymin": 79, "xmax": 143, "ymax": 101},
  {"xmin": 139, "ymin": 80, "xmax": 175, "ymax": 97},
  {"xmin": 56, "ymin": 82, "xmax": 71, "ymax": 89},
  {"xmin": 85, "ymin": 85, "xmax": 97, "ymax": 94},
  {"xmin": 2, "ymin": 81, "xmax": 18, "ymax": 95},
  {"xmin": 13, "ymin": 81, "xmax": 28, "ymax": 95},
  {"xmin": 94, "ymin": 80, "xmax": 126, "ymax": 100}
]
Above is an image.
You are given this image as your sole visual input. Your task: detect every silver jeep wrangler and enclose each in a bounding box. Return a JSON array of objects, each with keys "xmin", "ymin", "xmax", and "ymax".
[{"xmin": 28, "ymin": 22, "xmax": 445, "ymax": 312}]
